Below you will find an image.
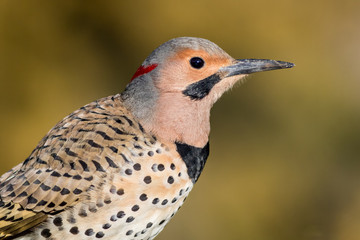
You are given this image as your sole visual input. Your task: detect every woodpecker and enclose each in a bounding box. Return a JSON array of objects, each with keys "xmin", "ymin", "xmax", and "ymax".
[{"xmin": 0, "ymin": 37, "xmax": 293, "ymax": 240}]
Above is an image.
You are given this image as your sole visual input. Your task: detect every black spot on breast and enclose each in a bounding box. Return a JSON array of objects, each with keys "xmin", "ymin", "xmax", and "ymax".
[
  {"xmin": 157, "ymin": 164, "xmax": 165, "ymax": 171},
  {"xmin": 131, "ymin": 205, "xmax": 139, "ymax": 212},
  {"xmin": 53, "ymin": 217, "xmax": 63, "ymax": 227},
  {"xmin": 170, "ymin": 163, "xmax": 176, "ymax": 170},
  {"xmin": 126, "ymin": 216, "xmax": 134, "ymax": 223},
  {"xmin": 117, "ymin": 211, "xmax": 125, "ymax": 218},
  {"xmin": 125, "ymin": 169, "xmax": 132, "ymax": 175},
  {"xmin": 117, "ymin": 188, "xmax": 125, "ymax": 196},
  {"xmin": 167, "ymin": 176, "xmax": 174, "ymax": 184},
  {"xmin": 96, "ymin": 231, "xmax": 105, "ymax": 238},
  {"xmin": 176, "ymin": 141, "xmax": 209, "ymax": 182},
  {"xmin": 102, "ymin": 223, "xmax": 111, "ymax": 229},
  {"xmin": 41, "ymin": 229, "xmax": 51, "ymax": 238},
  {"xmin": 143, "ymin": 176, "xmax": 151, "ymax": 184},
  {"xmin": 85, "ymin": 228, "xmax": 95, "ymax": 236},
  {"xmin": 70, "ymin": 226, "xmax": 79, "ymax": 234},
  {"xmin": 133, "ymin": 163, "xmax": 141, "ymax": 171},
  {"xmin": 139, "ymin": 193, "xmax": 147, "ymax": 201}
]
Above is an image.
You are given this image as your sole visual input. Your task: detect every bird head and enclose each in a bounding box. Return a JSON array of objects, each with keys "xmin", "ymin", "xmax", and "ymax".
[{"xmin": 121, "ymin": 37, "xmax": 293, "ymax": 147}]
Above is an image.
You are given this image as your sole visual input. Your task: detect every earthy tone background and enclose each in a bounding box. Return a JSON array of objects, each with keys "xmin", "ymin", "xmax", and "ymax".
[{"xmin": 0, "ymin": 1, "xmax": 359, "ymax": 239}]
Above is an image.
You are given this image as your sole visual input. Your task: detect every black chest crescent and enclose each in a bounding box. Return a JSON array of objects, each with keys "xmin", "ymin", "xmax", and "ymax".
[{"xmin": 175, "ymin": 142, "xmax": 210, "ymax": 182}]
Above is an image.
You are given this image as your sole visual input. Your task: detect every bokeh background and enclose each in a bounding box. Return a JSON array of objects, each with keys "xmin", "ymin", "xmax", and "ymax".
[{"xmin": 1, "ymin": 1, "xmax": 360, "ymax": 239}]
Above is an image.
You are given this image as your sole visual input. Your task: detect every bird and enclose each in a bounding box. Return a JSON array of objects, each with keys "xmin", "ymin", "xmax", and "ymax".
[{"xmin": 0, "ymin": 37, "xmax": 293, "ymax": 240}]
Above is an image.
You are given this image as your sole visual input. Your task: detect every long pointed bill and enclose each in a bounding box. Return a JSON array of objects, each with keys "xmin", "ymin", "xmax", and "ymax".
[
  {"xmin": 183, "ymin": 59, "xmax": 294, "ymax": 100},
  {"xmin": 223, "ymin": 59, "xmax": 294, "ymax": 77}
]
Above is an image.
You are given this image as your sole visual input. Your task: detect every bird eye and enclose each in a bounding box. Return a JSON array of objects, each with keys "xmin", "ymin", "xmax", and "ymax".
[{"xmin": 190, "ymin": 57, "xmax": 205, "ymax": 69}]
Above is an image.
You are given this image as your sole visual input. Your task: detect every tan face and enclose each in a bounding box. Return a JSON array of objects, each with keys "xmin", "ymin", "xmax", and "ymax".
[{"xmin": 155, "ymin": 48, "xmax": 235, "ymax": 92}]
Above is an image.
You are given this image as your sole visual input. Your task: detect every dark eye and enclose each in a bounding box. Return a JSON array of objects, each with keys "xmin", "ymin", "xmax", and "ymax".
[{"xmin": 190, "ymin": 57, "xmax": 205, "ymax": 69}]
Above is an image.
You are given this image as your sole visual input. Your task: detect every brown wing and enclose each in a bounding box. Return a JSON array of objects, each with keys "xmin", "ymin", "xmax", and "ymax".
[
  {"xmin": 0, "ymin": 164, "xmax": 47, "ymax": 238},
  {"xmin": 0, "ymin": 95, "xmax": 148, "ymax": 238}
]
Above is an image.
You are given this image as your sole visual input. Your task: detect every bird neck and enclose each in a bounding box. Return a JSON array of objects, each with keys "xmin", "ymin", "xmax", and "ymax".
[
  {"xmin": 121, "ymin": 89, "xmax": 211, "ymax": 148},
  {"xmin": 146, "ymin": 92, "xmax": 211, "ymax": 148}
]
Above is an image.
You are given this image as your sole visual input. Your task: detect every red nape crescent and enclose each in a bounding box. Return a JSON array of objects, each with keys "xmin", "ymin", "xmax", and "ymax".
[{"xmin": 131, "ymin": 64, "xmax": 158, "ymax": 81}]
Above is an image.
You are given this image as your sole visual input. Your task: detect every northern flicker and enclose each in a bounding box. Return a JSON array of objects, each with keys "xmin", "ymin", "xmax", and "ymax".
[{"xmin": 0, "ymin": 37, "xmax": 293, "ymax": 240}]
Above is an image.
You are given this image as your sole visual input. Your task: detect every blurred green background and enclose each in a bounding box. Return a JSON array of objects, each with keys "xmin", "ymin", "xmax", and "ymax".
[{"xmin": 1, "ymin": 1, "xmax": 360, "ymax": 239}]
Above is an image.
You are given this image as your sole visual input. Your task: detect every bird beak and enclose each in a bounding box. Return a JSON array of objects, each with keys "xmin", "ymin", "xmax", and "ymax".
[
  {"xmin": 182, "ymin": 59, "xmax": 294, "ymax": 100},
  {"xmin": 222, "ymin": 59, "xmax": 294, "ymax": 77}
]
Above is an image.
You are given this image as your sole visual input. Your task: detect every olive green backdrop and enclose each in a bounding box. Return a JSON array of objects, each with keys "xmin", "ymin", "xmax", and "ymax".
[{"xmin": 1, "ymin": 1, "xmax": 360, "ymax": 239}]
